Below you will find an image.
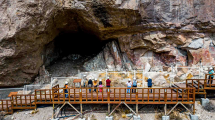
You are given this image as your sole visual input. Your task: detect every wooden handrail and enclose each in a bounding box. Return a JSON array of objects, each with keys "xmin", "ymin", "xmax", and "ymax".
[
  {"xmin": 0, "ymin": 87, "xmax": 196, "ymax": 115},
  {"xmin": 50, "ymin": 87, "xmax": 195, "ymax": 104}
]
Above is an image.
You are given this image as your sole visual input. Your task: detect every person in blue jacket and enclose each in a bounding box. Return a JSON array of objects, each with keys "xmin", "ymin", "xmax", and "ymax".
[
  {"xmin": 208, "ymin": 67, "xmax": 214, "ymax": 84},
  {"xmin": 147, "ymin": 76, "xmax": 153, "ymax": 93}
]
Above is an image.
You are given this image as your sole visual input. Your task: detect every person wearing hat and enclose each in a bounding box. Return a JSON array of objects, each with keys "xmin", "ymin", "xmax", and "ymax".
[
  {"xmin": 127, "ymin": 79, "xmax": 132, "ymax": 93},
  {"xmin": 93, "ymin": 78, "xmax": 98, "ymax": 92},
  {"xmin": 64, "ymin": 81, "xmax": 69, "ymax": 98},
  {"xmin": 208, "ymin": 67, "xmax": 214, "ymax": 84},
  {"xmin": 147, "ymin": 76, "xmax": 152, "ymax": 93},
  {"xmin": 88, "ymin": 78, "xmax": 93, "ymax": 93},
  {"xmin": 99, "ymin": 79, "xmax": 102, "ymax": 85},
  {"xmin": 132, "ymin": 78, "xmax": 137, "ymax": 93},
  {"xmin": 106, "ymin": 77, "xmax": 111, "ymax": 92}
]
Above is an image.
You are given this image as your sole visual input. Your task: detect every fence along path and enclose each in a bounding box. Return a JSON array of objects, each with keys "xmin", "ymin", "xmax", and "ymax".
[
  {"xmin": 0, "ymin": 85, "xmax": 196, "ymax": 115},
  {"xmin": 1, "ymin": 74, "xmax": 215, "ymax": 115},
  {"xmin": 172, "ymin": 74, "xmax": 215, "ymax": 98},
  {"xmin": 50, "ymin": 87, "xmax": 195, "ymax": 104}
]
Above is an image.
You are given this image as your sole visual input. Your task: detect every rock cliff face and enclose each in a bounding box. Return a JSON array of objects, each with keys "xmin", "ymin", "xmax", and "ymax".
[{"xmin": 0, "ymin": 0, "xmax": 215, "ymax": 87}]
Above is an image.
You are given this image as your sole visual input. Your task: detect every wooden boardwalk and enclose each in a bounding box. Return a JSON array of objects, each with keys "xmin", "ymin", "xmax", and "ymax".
[
  {"xmin": 174, "ymin": 74, "xmax": 215, "ymax": 97},
  {"xmin": 0, "ymin": 85, "xmax": 196, "ymax": 115},
  {"xmin": 0, "ymin": 74, "xmax": 214, "ymax": 115}
]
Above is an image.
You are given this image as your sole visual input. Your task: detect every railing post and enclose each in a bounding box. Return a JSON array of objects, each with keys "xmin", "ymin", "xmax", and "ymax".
[
  {"xmin": 80, "ymin": 88, "xmax": 82, "ymax": 103},
  {"xmin": 193, "ymin": 88, "xmax": 196, "ymax": 115},
  {"xmin": 52, "ymin": 88, "xmax": 54, "ymax": 103},
  {"xmin": 108, "ymin": 88, "xmax": 110, "ymax": 102},
  {"xmin": 80, "ymin": 88, "xmax": 83, "ymax": 117},
  {"xmin": 136, "ymin": 88, "xmax": 138, "ymax": 115},
  {"xmin": 164, "ymin": 89, "xmax": 167, "ymax": 102},
  {"xmin": 204, "ymin": 79, "xmax": 206, "ymax": 88},
  {"xmin": 11, "ymin": 100, "xmax": 14, "ymax": 110},
  {"xmin": 136, "ymin": 88, "xmax": 138, "ymax": 103},
  {"xmin": 34, "ymin": 90, "xmax": 37, "ymax": 104},
  {"xmin": 34, "ymin": 95, "xmax": 37, "ymax": 110}
]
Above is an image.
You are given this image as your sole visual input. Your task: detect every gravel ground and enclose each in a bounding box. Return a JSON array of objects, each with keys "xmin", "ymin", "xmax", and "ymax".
[
  {"xmin": 5, "ymin": 106, "xmax": 53, "ymax": 120},
  {"xmin": 195, "ymin": 99, "xmax": 215, "ymax": 120}
]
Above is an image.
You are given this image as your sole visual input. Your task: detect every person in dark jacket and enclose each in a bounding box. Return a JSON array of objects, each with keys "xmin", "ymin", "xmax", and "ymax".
[
  {"xmin": 132, "ymin": 78, "xmax": 137, "ymax": 93},
  {"xmin": 88, "ymin": 78, "xmax": 93, "ymax": 93},
  {"xmin": 147, "ymin": 76, "xmax": 152, "ymax": 93},
  {"xmin": 99, "ymin": 79, "xmax": 102, "ymax": 85},
  {"xmin": 64, "ymin": 81, "xmax": 68, "ymax": 98}
]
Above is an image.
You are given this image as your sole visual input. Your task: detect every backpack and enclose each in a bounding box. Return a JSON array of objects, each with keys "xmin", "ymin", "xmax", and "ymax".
[{"xmin": 133, "ymin": 81, "xmax": 137, "ymax": 86}]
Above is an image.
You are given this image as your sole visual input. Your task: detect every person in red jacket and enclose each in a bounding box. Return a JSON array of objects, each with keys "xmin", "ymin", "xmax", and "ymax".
[{"xmin": 106, "ymin": 77, "xmax": 111, "ymax": 92}]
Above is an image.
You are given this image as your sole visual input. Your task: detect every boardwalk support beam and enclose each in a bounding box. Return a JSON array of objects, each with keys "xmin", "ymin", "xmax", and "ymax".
[
  {"xmin": 136, "ymin": 104, "xmax": 138, "ymax": 115},
  {"xmin": 167, "ymin": 102, "xmax": 192, "ymax": 116},
  {"xmin": 53, "ymin": 102, "xmax": 81, "ymax": 119},
  {"xmin": 80, "ymin": 103, "xmax": 83, "ymax": 118},
  {"xmin": 164, "ymin": 104, "xmax": 167, "ymax": 115},
  {"xmin": 108, "ymin": 103, "xmax": 110, "ymax": 114},
  {"xmin": 108, "ymin": 102, "xmax": 137, "ymax": 117}
]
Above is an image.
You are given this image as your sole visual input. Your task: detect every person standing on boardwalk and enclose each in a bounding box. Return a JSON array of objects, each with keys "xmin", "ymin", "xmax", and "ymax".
[
  {"xmin": 208, "ymin": 67, "xmax": 214, "ymax": 84},
  {"xmin": 64, "ymin": 81, "xmax": 68, "ymax": 98},
  {"xmin": 82, "ymin": 75, "xmax": 87, "ymax": 87},
  {"xmin": 99, "ymin": 79, "xmax": 103, "ymax": 92},
  {"xmin": 99, "ymin": 79, "xmax": 102, "ymax": 85},
  {"xmin": 88, "ymin": 78, "xmax": 93, "ymax": 93},
  {"xmin": 127, "ymin": 79, "xmax": 132, "ymax": 93},
  {"xmin": 93, "ymin": 78, "xmax": 98, "ymax": 92},
  {"xmin": 147, "ymin": 76, "xmax": 152, "ymax": 93},
  {"xmin": 132, "ymin": 78, "xmax": 137, "ymax": 93},
  {"xmin": 106, "ymin": 77, "xmax": 111, "ymax": 92}
]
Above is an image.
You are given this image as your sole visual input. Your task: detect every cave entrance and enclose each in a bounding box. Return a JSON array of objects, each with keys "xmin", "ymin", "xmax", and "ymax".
[{"xmin": 44, "ymin": 31, "xmax": 107, "ymax": 76}]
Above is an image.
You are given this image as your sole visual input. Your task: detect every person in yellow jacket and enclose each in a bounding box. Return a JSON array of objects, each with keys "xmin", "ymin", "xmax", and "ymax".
[{"xmin": 93, "ymin": 78, "xmax": 98, "ymax": 92}]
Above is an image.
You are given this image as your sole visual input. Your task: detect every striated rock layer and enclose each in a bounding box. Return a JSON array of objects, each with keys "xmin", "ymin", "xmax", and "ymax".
[{"xmin": 0, "ymin": 0, "xmax": 215, "ymax": 87}]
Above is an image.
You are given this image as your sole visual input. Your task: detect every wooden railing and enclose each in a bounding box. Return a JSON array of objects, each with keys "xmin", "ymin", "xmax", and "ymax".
[
  {"xmin": 204, "ymin": 74, "xmax": 215, "ymax": 89},
  {"xmin": 0, "ymin": 99, "xmax": 12, "ymax": 114},
  {"xmin": 52, "ymin": 87, "xmax": 195, "ymax": 105},
  {"xmin": 52, "ymin": 84, "xmax": 59, "ymax": 89},
  {"xmin": 0, "ymin": 87, "xmax": 196, "ymax": 115},
  {"xmin": 35, "ymin": 89, "xmax": 52, "ymax": 104},
  {"xmin": 186, "ymin": 79, "xmax": 206, "ymax": 93},
  {"xmin": 11, "ymin": 94, "xmax": 35, "ymax": 109}
]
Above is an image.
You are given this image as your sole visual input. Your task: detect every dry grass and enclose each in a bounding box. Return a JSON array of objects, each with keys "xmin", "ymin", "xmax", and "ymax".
[
  {"xmin": 121, "ymin": 113, "xmax": 126, "ymax": 118},
  {"xmin": 155, "ymin": 111, "xmax": 183, "ymax": 120}
]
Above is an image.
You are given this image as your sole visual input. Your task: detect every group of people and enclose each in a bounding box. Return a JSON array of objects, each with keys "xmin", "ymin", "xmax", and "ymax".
[
  {"xmin": 86, "ymin": 77, "xmax": 111, "ymax": 92},
  {"xmin": 63, "ymin": 75, "xmax": 153, "ymax": 98},
  {"xmin": 126, "ymin": 78, "xmax": 138, "ymax": 93},
  {"xmin": 61, "ymin": 67, "xmax": 215, "ymax": 98}
]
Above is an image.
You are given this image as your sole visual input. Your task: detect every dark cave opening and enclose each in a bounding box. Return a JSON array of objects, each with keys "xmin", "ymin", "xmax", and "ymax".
[
  {"xmin": 43, "ymin": 31, "xmax": 109, "ymax": 76},
  {"xmin": 54, "ymin": 31, "xmax": 105, "ymax": 59}
]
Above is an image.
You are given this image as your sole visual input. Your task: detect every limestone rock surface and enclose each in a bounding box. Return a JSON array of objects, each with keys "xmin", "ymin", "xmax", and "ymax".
[{"xmin": 0, "ymin": 0, "xmax": 215, "ymax": 87}]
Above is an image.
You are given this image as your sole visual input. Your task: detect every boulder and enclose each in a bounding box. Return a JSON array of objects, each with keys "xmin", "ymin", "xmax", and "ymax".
[
  {"xmin": 154, "ymin": 75, "xmax": 167, "ymax": 86},
  {"xmin": 177, "ymin": 71, "xmax": 184, "ymax": 77},
  {"xmin": 188, "ymin": 38, "xmax": 204, "ymax": 49}
]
